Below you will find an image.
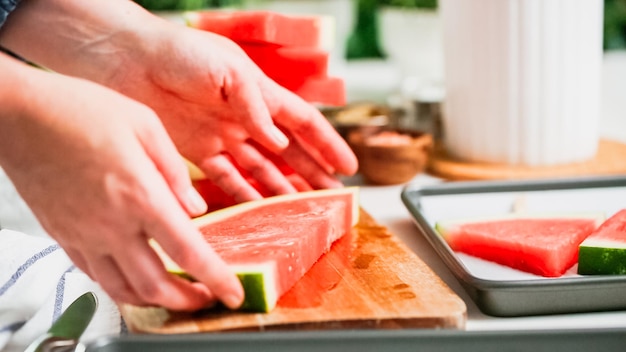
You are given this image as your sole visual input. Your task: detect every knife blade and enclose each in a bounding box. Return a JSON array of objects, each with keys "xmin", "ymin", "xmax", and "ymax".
[{"xmin": 24, "ymin": 291, "xmax": 98, "ymax": 352}]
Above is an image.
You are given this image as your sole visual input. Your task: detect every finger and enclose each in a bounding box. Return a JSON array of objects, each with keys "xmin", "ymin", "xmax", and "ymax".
[
  {"xmin": 262, "ymin": 82, "xmax": 358, "ymax": 176},
  {"xmin": 279, "ymin": 140, "xmax": 345, "ymax": 190},
  {"xmin": 87, "ymin": 254, "xmax": 146, "ymax": 307},
  {"xmin": 198, "ymin": 153, "xmax": 263, "ymax": 203},
  {"xmin": 136, "ymin": 168, "xmax": 244, "ymax": 310},
  {"xmin": 227, "ymin": 71, "xmax": 289, "ymax": 153},
  {"xmin": 113, "ymin": 233, "xmax": 215, "ymax": 311},
  {"xmin": 137, "ymin": 112, "xmax": 207, "ymax": 217},
  {"xmin": 228, "ymin": 141, "xmax": 297, "ymax": 196},
  {"xmin": 145, "ymin": 204, "xmax": 244, "ymax": 310}
]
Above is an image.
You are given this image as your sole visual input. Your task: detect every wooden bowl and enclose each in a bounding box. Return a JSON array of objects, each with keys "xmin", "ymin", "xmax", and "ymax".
[
  {"xmin": 348, "ymin": 129, "xmax": 434, "ymax": 185},
  {"xmin": 322, "ymin": 102, "xmax": 391, "ymax": 139}
]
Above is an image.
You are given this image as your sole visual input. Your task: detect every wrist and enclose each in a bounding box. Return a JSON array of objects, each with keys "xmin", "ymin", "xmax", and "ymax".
[
  {"xmin": 0, "ymin": 0, "xmax": 171, "ymax": 85},
  {"xmin": 0, "ymin": 53, "xmax": 46, "ymax": 167},
  {"xmin": 0, "ymin": 53, "xmax": 32, "ymax": 118}
]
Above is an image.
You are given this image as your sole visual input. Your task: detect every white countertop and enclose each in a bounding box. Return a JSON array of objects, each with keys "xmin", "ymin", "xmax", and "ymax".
[{"xmin": 340, "ymin": 50, "xmax": 626, "ymax": 331}]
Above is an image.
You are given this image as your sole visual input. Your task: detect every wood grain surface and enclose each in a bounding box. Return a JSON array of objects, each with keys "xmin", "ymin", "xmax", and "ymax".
[
  {"xmin": 120, "ymin": 209, "xmax": 467, "ymax": 333},
  {"xmin": 428, "ymin": 139, "xmax": 626, "ymax": 181}
]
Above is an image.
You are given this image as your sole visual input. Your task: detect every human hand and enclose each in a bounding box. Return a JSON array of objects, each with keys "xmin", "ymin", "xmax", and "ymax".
[
  {"xmin": 0, "ymin": 0, "xmax": 357, "ymax": 203},
  {"xmin": 0, "ymin": 57, "xmax": 243, "ymax": 311},
  {"xmin": 102, "ymin": 23, "xmax": 358, "ymax": 203}
]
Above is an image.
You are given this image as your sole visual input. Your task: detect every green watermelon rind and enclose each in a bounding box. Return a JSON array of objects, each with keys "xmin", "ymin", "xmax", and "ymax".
[
  {"xmin": 151, "ymin": 240, "xmax": 278, "ymax": 313},
  {"xmin": 578, "ymin": 237, "xmax": 626, "ymax": 275},
  {"xmin": 168, "ymin": 264, "xmax": 277, "ymax": 313},
  {"xmin": 230, "ymin": 263, "xmax": 277, "ymax": 313}
]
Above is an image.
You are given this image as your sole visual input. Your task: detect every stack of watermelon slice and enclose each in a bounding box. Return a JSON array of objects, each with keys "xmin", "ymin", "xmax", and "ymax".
[{"xmin": 185, "ymin": 10, "xmax": 345, "ymax": 106}]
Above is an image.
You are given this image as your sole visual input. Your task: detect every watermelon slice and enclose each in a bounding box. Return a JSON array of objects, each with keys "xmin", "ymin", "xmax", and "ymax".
[
  {"xmin": 153, "ymin": 187, "xmax": 359, "ymax": 312},
  {"xmin": 578, "ymin": 209, "xmax": 626, "ymax": 275},
  {"xmin": 240, "ymin": 43, "xmax": 329, "ymax": 85},
  {"xmin": 184, "ymin": 10, "xmax": 331, "ymax": 48},
  {"xmin": 435, "ymin": 213, "xmax": 604, "ymax": 277}
]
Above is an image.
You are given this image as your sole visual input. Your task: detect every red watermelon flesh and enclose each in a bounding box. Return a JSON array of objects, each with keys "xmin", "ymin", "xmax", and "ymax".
[
  {"xmin": 194, "ymin": 187, "xmax": 359, "ymax": 310},
  {"xmin": 278, "ymin": 76, "xmax": 346, "ymax": 107},
  {"xmin": 193, "ymin": 173, "xmax": 313, "ymax": 213},
  {"xmin": 203, "ymin": 198, "xmax": 347, "ymax": 295},
  {"xmin": 184, "ymin": 10, "xmax": 345, "ymax": 107},
  {"xmin": 436, "ymin": 215, "xmax": 604, "ymax": 277},
  {"xmin": 240, "ymin": 43, "xmax": 329, "ymax": 85},
  {"xmin": 185, "ymin": 10, "xmax": 324, "ymax": 47},
  {"xmin": 189, "ymin": 146, "xmax": 313, "ymax": 212}
]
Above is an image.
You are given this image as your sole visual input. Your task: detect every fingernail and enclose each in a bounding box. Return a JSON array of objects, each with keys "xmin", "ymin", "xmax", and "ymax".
[
  {"xmin": 272, "ymin": 126, "xmax": 289, "ymax": 148},
  {"xmin": 223, "ymin": 291, "xmax": 244, "ymax": 309},
  {"xmin": 327, "ymin": 178, "xmax": 344, "ymax": 189},
  {"xmin": 187, "ymin": 187, "xmax": 208, "ymax": 215}
]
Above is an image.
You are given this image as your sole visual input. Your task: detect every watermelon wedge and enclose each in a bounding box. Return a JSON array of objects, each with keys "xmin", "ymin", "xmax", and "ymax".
[
  {"xmin": 578, "ymin": 209, "xmax": 626, "ymax": 275},
  {"xmin": 435, "ymin": 213, "xmax": 604, "ymax": 277},
  {"xmin": 153, "ymin": 187, "xmax": 359, "ymax": 312},
  {"xmin": 184, "ymin": 10, "xmax": 332, "ymax": 48}
]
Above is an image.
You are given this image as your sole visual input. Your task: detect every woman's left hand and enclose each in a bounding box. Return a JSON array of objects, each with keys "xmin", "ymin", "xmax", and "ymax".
[{"xmin": 103, "ymin": 25, "xmax": 358, "ymax": 202}]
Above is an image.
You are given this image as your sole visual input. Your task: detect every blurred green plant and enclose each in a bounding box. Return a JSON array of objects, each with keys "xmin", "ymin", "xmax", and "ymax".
[
  {"xmin": 346, "ymin": 0, "xmax": 385, "ymax": 59},
  {"xmin": 604, "ymin": 0, "xmax": 626, "ymax": 50},
  {"xmin": 347, "ymin": 0, "xmax": 438, "ymax": 59},
  {"xmin": 378, "ymin": 0, "xmax": 437, "ymax": 9},
  {"xmin": 133, "ymin": 0, "xmax": 241, "ymax": 11}
]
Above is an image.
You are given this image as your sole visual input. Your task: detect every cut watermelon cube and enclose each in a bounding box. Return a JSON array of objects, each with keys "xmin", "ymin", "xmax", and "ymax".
[
  {"xmin": 435, "ymin": 213, "xmax": 604, "ymax": 277},
  {"xmin": 578, "ymin": 209, "xmax": 626, "ymax": 275},
  {"xmin": 240, "ymin": 43, "xmax": 329, "ymax": 85},
  {"xmin": 185, "ymin": 10, "xmax": 331, "ymax": 48}
]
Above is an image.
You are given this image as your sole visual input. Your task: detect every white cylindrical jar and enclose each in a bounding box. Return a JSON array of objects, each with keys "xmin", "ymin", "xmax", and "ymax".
[{"xmin": 440, "ymin": 0, "xmax": 603, "ymax": 166}]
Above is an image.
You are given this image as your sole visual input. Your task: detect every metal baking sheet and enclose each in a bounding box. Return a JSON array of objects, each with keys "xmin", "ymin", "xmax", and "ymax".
[
  {"xmin": 86, "ymin": 328, "xmax": 626, "ymax": 352},
  {"xmin": 401, "ymin": 175, "xmax": 626, "ymax": 317}
]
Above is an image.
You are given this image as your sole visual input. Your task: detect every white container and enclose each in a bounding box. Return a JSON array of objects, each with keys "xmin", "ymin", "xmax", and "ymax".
[
  {"xmin": 378, "ymin": 6, "xmax": 444, "ymax": 85},
  {"xmin": 440, "ymin": 0, "xmax": 604, "ymax": 166}
]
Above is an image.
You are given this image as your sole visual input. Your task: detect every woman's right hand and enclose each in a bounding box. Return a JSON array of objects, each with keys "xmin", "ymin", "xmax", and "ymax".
[{"xmin": 0, "ymin": 54, "xmax": 244, "ymax": 311}]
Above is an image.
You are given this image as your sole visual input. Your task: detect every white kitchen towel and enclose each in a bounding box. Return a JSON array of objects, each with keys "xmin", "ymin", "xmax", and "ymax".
[{"xmin": 0, "ymin": 229, "xmax": 124, "ymax": 352}]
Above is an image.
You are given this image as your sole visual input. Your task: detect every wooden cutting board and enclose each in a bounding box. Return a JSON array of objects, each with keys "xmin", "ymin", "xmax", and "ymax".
[
  {"xmin": 120, "ymin": 209, "xmax": 467, "ymax": 333},
  {"xmin": 429, "ymin": 139, "xmax": 626, "ymax": 181}
]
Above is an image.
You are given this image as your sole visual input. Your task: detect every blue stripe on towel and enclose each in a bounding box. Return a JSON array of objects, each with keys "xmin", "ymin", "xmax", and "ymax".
[
  {"xmin": 52, "ymin": 265, "xmax": 75, "ymax": 321},
  {"xmin": 0, "ymin": 244, "xmax": 60, "ymax": 296},
  {"xmin": 0, "ymin": 320, "xmax": 26, "ymax": 334}
]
